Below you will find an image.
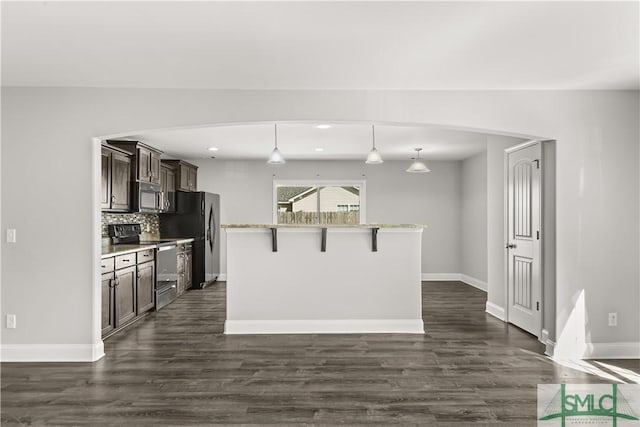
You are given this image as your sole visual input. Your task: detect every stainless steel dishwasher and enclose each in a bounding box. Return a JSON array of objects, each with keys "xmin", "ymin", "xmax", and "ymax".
[{"xmin": 155, "ymin": 243, "xmax": 178, "ymax": 310}]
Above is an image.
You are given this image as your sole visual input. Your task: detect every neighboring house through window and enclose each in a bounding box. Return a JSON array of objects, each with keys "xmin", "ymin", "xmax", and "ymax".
[{"xmin": 274, "ymin": 180, "xmax": 366, "ymax": 225}]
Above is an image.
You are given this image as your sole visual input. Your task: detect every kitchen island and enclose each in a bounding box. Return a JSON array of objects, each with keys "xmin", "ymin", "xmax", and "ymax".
[{"xmin": 222, "ymin": 224, "xmax": 425, "ymax": 334}]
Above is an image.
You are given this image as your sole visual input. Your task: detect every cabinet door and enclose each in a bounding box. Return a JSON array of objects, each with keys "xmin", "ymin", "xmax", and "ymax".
[
  {"xmin": 179, "ymin": 164, "xmax": 190, "ymax": 191},
  {"xmin": 101, "ymin": 272, "xmax": 115, "ymax": 336},
  {"xmin": 160, "ymin": 167, "xmax": 168, "ymax": 212},
  {"xmin": 137, "ymin": 147, "xmax": 151, "ymax": 182},
  {"xmin": 111, "ymin": 153, "xmax": 131, "ymax": 211},
  {"xmin": 101, "ymin": 148, "xmax": 112, "ymax": 209},
  {"xmin": 166, "ymin": 169, "xmax": 176, "ymax": 212},
  {"xmin": 188, "ymin": 167, "xmax": 198, "ymax": 191},
  {"xmin": 137, "ymin": 260, "xmax": 155, "ymax": 314},
  {"xmin": 185, "ymin": 247, "xmax": 193, "ymax": 290},
  {"xmin": 177, "ymin": 251, "xmax": 185, "ymax": 296},
  {"xmin": 115, "ymin": 266, "xmax": 137, "ymax": 327},
  {"xmin": 150, "ymin": 152, "xmax": 161, "ymax": 185}
]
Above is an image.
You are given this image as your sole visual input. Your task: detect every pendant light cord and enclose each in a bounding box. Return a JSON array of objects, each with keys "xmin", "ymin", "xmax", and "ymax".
[
  {"xmin": 372, "ymin": 124, "xmax": 376, "ymax": 149},
  {"xmin": 274, "ymin": 124, "xmax": 278, "ymax": 149}
]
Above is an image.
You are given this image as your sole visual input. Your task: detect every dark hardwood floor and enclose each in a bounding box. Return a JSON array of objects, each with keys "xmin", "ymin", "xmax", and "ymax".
[{"xmin": 2, "ymin": 281, "xmax": 638, "ymax": 425}]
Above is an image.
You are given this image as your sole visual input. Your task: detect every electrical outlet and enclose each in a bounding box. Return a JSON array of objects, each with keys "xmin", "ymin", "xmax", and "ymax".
[
  {"xmin": 6, "ymin": 314, "xmax": 16, "ymax": 329},
  {"xmin": 608, "ymin": 312, "xmax": 618, "ymax": 327},
  {"xmin": 6, "ymin": 229, "xmax": 16, "ymax": 243}
]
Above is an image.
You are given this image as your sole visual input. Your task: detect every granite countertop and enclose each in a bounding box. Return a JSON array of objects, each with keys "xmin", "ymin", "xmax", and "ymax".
[
  {"xmin": 101, "ymin": 237, "xmax": 195, "ymax": 258},
  {"xmin": 221, "ymin": 224, "xmax": 426, "ymax": 229}
]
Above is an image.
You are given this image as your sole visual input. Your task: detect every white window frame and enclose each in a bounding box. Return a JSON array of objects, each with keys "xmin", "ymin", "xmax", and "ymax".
[{"xmin": 272, "ymin": 179, "xmax": 367, "ymax": 224}]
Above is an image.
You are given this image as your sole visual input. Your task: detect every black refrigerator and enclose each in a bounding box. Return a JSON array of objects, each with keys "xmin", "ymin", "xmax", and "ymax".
[{"xmin": 159, "ymin": 192, "xmax": 220, "ymax": 289}]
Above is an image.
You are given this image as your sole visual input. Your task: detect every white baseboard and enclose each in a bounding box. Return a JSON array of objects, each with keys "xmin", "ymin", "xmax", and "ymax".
[
  {"xmin": 582, "ymin": 342, "xmax": 640, "ymax": 359},
  {"xmin": 459, "ymin": 274, "xmax": 487, "ymax": 292},
  {"xmin": 545, "ymin": 340, "xmax": 556, "ymax": 358},
  {"xmin": 225, "ymin": 319, "xmax": 425, "ymax": 335},
  {"xmin": 216, "ymin": 273, "xmax": 227, "ymax": 281},
  {"xmin": 485, "ymin": 301, "xmax": 506, "ymax": 321},
  {"xmin": 421, "ymin": 273, "xmax": 461, "ymax": 281},
  {"xmin": 422, "ymin": 273, "xmax": 487, "ymax": 292},
  {"xmin": 1, "ymin": 342, "xmax": 105, "ymax": 362},
  {"xmin": 541, "ymin": 329, "xmax": 555, "ymax": 357}
]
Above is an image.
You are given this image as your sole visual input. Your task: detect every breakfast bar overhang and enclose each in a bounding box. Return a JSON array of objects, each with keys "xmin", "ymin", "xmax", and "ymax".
[{"xmin": 222, "ymin": 224, "xmax": 425, "ymax": 334}]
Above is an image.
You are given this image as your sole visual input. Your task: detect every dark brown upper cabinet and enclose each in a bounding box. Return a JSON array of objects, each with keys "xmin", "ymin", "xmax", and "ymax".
[
  {"xmin": 160, "ymin": 163, "xmax": 177, "ymax": 213},
  {"xmin": 162, "ymin": 160, "xmax": 198, "ymax": 192},
  {"xmin": 101, "ymin": 148, "xmax": 112, "ymax": 210},
  {"xmin": 107, "ymin": 140, "xmax": 163, "ymax": 185},
  {"xmin": 101, "ymin": 146, "xmax": 132, "ymax": 212}
]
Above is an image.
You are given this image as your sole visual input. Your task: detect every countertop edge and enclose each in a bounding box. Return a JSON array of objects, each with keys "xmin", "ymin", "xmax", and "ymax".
[
  {"xmin": 101, "ymin": 237, "xmax": 195, "ymax": 258},
  {"xmin": 221, "ymin": 224, "xmax": 426, "ymax": 229}
]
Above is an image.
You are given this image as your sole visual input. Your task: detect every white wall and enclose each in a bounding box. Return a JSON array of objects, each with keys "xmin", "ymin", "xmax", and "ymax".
[
  {"xmin": 192, "ymin": 159, "xmax": 462, "ymax": 276},
  {"xmin": 461, "ymin": 151, "xmax": 488, "ymax": 285},
  {"xmin": 1, "ymin": 88, "xmax": 638, "ymax": 360}
]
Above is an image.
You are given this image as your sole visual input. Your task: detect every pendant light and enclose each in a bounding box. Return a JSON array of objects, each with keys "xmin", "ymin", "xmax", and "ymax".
[
  {"xmin": 406, "ymin": 148, "xmax": 430, "ymax": 173},
  {"xmin": 267, "ymin": 124, "xmax": 285, "ymax": 164},
  {"xmin": 365, "ymin": 124, "xmax": 383, "ymax": 164}
]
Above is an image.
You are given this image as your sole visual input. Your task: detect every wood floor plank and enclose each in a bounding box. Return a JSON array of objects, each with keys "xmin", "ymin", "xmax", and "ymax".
[{"xmin": 2, "ymin": 281, "xmax": 638, "ymax": 425}]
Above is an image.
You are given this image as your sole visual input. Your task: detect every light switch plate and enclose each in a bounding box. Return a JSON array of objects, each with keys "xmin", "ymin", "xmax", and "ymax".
[
  {"xmin": 6, "ymin": 314, "xmax": 16, "ymax": 329},
  {"xmin": 6, "ymin": 229, "xmax": 16, "ymax": 243}
]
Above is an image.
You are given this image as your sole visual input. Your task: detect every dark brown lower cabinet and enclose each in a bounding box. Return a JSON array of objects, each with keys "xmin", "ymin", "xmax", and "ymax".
[
  {"xmin": 102, "ymin": 249, "xmax": 156, "ymax": 339},
  {"xmin": 177, "ymin": 250, "xmax": 186, "ymax": 296},
  {"xmin": 137, "ymin": 261, "xmax": 155, "ymax": 313},
  {"xmin": 115, "ymin": 265, "xmax": 137, "ymax": 327},
  {"xmin": 185, "ymin": 244, "xmax": 193, "ymax": 290},
  {"xmin": 177, "ymin": 243, "xmax": 193, "ymax": 295},
  {"xmin": 101, "ymin": 272, "xmax": 115, "ymax": 336}
]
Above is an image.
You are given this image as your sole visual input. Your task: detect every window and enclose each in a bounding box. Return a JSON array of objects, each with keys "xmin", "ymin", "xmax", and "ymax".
[{"xmin": 274, "ymin": 180, "xmax": 365, "ymax": 225}]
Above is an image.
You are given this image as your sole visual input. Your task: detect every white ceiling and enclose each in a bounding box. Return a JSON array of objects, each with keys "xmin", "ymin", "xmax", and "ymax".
[
  {"xmin": 2, "ymin": 1, "xmax": 638, "ymax": 90},
  {"xmin": 130, "ymin": 122, "xmax": 501, "ymax": 161}
]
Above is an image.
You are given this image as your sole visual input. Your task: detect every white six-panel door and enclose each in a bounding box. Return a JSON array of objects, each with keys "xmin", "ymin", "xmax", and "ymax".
[{"xmin": 506, "ymin": 142, "xmax": 541, "ymax": 336}]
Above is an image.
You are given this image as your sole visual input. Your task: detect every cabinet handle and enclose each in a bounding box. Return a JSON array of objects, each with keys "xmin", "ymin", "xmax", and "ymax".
[
  {"xmin": 137, "ymin": 272, "xmax": 141, "ymax": 279},
  {"xmin": 111, "ymin": 195, "xmax": 116, "ymax": 202},
  {"xmin": 122, "ymin": 259, "xmax": 130, "ymax": 263},
  {"xmin": 114, "ymin": 278, "xmax": 120, "ymax": 287}
]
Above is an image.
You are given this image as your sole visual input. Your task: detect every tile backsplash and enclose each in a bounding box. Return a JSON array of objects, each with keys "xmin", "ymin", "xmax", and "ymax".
[{"xmin": 101, "ymin": 212, "xmax": 159, "ymax": 238}]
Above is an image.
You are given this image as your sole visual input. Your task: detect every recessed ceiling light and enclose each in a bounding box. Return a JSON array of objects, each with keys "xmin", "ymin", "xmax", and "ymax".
[
  {"xmin": 315, "ymin": 148, "xmax": 324, "ymax": 152},
  {"xmin": 316, "ymin": 124, "xmax": 332, "ymax": 129},
  {"xmin": 208, "ymin": 147, "xmax": 219, "ymax": 151}
]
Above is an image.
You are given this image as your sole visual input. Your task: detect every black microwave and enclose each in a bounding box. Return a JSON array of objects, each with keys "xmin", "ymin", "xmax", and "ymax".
[{"xmin": 134, "ymin": 182, "xmax": 162, "ymax": 213}]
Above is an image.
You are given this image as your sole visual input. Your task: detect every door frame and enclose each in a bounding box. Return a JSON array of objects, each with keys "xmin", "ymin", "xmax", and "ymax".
[{"xmin": 503, "ymin": 140, "xmax": 543, "ymax": 339}]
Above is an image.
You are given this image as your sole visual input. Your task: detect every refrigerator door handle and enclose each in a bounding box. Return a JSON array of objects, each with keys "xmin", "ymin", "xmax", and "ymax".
[{"xmin": 208, "ymin": 206, "xmax": 215, "ymax": 251}]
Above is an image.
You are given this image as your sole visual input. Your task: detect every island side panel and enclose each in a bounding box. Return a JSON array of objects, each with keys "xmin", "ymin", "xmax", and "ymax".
[{"xmin": 225, "ymin": 228, "xmax": 424, "ymax": 334}]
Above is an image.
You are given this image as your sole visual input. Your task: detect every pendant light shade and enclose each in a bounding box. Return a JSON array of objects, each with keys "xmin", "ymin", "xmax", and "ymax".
[
  {"xmin": 406, "ymin": 148, "xmax": 430, "ymax": 173},
  {"xmin": 267, "ymin": 124, "xmax": 286, "ymax": 164},
  {"xmin": 365, "ymin": 125, "xmax": 383, "ymax": 164}
]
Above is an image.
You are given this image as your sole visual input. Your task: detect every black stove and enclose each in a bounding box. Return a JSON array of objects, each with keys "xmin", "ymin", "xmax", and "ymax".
[{"xmin": 108, "ymin": 223, "xmax": 142, "ymax": 245}]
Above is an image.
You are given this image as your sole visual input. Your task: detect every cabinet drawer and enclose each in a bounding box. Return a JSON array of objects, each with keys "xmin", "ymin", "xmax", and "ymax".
[
  {"xmin": 137, "ymin": 249, "xmax": 154, "ymax": 263},
  {"xmin": 101, "ymin": 257, "xmax": 115, "ymax": 274},
  {"xmin": 115, "ymin": 254, "xmax": 136, "ymax": 270}
]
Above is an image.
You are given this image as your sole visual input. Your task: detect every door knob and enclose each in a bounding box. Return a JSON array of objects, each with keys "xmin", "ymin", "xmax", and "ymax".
[{"xmin": 506, "ymin": 243, "xmax": 517, "ymax": 249}]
